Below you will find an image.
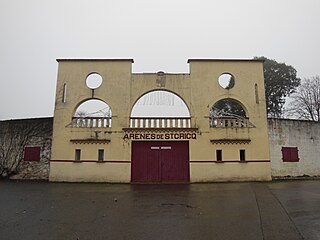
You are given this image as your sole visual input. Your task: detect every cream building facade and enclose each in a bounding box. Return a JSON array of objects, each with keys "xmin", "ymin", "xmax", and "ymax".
[{"xmin": 50, "ymin": 59, "xmax": 271, "ymax": 183}]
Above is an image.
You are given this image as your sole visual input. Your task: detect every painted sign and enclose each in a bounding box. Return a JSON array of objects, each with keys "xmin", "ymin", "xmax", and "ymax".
[{"xmin": 124, "ymin": 132, "xmax": 196, "ymax": 140}]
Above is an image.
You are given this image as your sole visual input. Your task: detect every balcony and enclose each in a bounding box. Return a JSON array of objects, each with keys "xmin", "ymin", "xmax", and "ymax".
[
  {"xmin": 210, "ymin": 116, "xmax": 255, "ymax": 128},
  {"xmin": 130, "ymin": 117, "xmax": 191, "ymax": 129},
  {"xmin": 70, "ymin": 117, "xmax": 112, "ymax": 128}
]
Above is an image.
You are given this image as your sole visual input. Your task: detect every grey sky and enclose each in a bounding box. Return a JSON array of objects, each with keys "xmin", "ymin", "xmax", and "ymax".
[{"xmin": 1, "ymin": 0, "xmax": 319, "ymax": 120}]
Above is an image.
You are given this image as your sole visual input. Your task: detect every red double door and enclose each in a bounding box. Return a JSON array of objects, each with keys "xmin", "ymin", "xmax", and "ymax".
[{"xmin": 131, "ymin": 141, "xmax": 190, "ymax": 183}]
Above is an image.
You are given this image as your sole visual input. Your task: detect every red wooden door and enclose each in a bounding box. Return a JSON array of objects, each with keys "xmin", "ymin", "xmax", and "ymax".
[
  {"xmin": 131, "ymin": 141, "xmax": 189, "ymax": 183},
  {"xmin": 160, "ymin": 142, "xmax": 190, "ymax": 182},
  {"xmin": 131, "ymin": 141, "xmax": 161, "ymax": 182}
]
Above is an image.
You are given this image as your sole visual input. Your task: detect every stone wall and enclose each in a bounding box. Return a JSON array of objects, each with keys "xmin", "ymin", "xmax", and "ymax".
[
  {"xmin": 268, "ymin": 118, "xmax": 320, "ymax": 177},
  {"xmin": 0, "ymin": 117, "xmax": 53, "ymax": 180},
  {"xmin": 10, "ymin": 137, "xmax": 52, "ymax": 180}
]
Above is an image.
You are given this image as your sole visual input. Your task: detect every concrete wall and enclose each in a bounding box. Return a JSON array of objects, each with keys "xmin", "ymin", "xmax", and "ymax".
[
  {"xmin": 50, "ymin": 59, "xmax": 271, "ymax": 182},
  {"xmin": 188, "ymin": 60, "xmax": 271, "ymax": 182},
  {"xmin": 268, "ymin": 118, "xmax": 320, "ymax": 177}
]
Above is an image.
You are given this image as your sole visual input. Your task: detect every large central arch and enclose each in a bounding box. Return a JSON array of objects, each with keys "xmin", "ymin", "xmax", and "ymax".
[
  {"xmin": 130, "ymin": 90, "xmax": 191, "ymax": 128},
  {"xmin": 131, "ymin": 90, "xmax": 190, "ymax": 117}
]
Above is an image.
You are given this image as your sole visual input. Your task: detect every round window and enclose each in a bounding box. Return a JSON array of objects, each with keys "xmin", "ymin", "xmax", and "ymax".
[
  {"xmin": 218, "ymin": 73, "xmax": 235, "ymax": 89},
  {"xmin": 86, "ymin": 73, "xmax": 103, "ymax": 89}
]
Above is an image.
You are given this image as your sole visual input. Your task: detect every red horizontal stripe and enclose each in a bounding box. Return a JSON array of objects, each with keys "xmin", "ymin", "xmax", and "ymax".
[
  {"xmin": 50, "ymin": 160, "xmax": 131, "ymax": 163},
  {"xmin": 51, "ymin": 160, "xmax": 270, "ymax": 163},
  {"xmin": 190, "ymin": 160, "xmax": 270, "ymax": 163}
]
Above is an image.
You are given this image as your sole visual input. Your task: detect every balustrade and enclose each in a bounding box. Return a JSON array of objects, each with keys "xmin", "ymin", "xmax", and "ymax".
[
  {"xmin": 71, "ymin": 117, "xmax": 112, "ymax": 128},
  {"xmin": 130, "ymin": 117, "xmax": 191, "ymax": 128},
  {"xmin": 210, "ymin": 117, "xmax": 250, "ymax": 128}
]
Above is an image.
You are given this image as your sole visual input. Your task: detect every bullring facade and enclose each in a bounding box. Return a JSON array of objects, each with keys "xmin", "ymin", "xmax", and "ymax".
[{"xmin": 50, "ymin": 59, "xmax": 271, "ymax": 183}]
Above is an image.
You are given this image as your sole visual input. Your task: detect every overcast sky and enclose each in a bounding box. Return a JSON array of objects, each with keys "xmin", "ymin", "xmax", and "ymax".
[{"xmin": 1, "ymin": 0, "xmax": 319, "ymax": 120}]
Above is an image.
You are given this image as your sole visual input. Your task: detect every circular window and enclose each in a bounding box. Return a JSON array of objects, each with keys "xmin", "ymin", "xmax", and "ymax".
[
  {"xmin": 218, "ymin": 73, "xmax": 235, "ymax": 89},
  {"xmin": 86, "ymin": 73, "xmax": 103, "ymax": 89}
]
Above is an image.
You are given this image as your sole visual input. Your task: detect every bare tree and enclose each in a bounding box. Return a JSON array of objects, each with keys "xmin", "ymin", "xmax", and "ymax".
[
  {"xmin": 288, "ymin": 76, "xmax": 320, "ymax": 122},
  {"xmin": 0, "ymin": 119, "xmax": 52, "ymax": 178},
  {"xmin": 75, "ymin": 110, "xmax": 88, "ymax": 118}
]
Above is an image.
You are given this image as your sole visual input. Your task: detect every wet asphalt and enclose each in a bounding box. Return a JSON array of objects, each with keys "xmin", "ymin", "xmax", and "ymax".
[{"xmin": 0, "ymin": 180, "xmax": 319, "ymax": 240}]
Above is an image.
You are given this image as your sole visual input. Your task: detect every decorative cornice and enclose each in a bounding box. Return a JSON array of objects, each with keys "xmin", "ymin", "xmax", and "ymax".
[
  {"xmin": 123, "ymin": 128, "xmax": 198, "ymax": 133},
  {"xmin": 57, "ymin": 58, "xmax": 134, "ymax": 63},
  {"xmin": 187, "ymin": 59, "xmax": 265, "ymax": 63},
  {"xmin": 210, "ymin": 139, "xmax": 251, "ymax": 144},
  {"xmin": 70, "ymin": 139, "xmax": 110, "ymax": 144}
]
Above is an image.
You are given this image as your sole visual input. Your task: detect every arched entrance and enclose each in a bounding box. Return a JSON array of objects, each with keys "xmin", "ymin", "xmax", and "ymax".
[{"xmin": 129, "ymin": 90, "xmax": 191, "ymax": 183}]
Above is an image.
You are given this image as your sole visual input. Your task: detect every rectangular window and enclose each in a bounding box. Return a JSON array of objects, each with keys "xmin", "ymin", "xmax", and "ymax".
[
  {"xmin": 240, "ymin": 149, "xmax": 246, "ymax": 161},
  {"xmin": 24, "ymin": 147, "xmax": 41, "ymax": 161},
  {"xmin": 255, "ymin": 83, "xmax": 259, "ymax": 104},
  {"xmin": 75, "ymin": 149, "xmax": 81, "ymax": 161},
  {"xmin": 216, "ymin": 150, "xmax": 222, "ymax": 161},
  {"xmin": 282, "ymin": 147, "xmax": 299, "ymax": 162},
  {"xmin": 98, "ymin": 149, "xmax": 104, "ymax": 161},
  {"xmin": 62, "ymin": 83, "xmax": 67, "ymax": 103}
]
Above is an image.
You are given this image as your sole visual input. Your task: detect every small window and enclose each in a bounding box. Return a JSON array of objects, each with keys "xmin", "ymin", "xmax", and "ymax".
[
  {"xmin": 216, "ymin": 150, "xmax": 222, "ymax": 161},
  {"xmin": 24, "ymin": 147, "xmax": 41, "ymax": 161},
  {"xmin": 282, "ymin": 147, "xmax": 299, "ymax": 162},
  {"xmin": 255, "ymin": 83, "xmax": 259, "ymax": 104},
  {"xmin": 98, "ymin": 149, "xmax": 104, "ymax": 161},
  {"xmin": 240, "ymin": 149, "xmax": 246, "ymax": 161},
  {"xmin": 75, "ymin": 149, "xmax": 81, "ymax": 161},
  {"xmin": 62, "ymin": 83, "xmax": 67, "ymax": 103}
]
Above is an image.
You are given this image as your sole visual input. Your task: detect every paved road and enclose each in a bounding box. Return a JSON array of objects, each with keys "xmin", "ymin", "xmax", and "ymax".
[{"xmin": 0, "ymin": 180, "xmax": 319, "ymax": 240}]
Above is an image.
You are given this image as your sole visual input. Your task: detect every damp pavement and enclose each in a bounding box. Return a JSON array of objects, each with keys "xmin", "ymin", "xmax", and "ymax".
[{"xmin": 0, "ymin": 181, "xmax": 320, "ymax": 240}]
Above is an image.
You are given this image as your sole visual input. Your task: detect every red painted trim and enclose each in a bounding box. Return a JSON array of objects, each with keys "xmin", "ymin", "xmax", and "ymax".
[
  {"xmin": 50, "ymin": 160, "xmax": 269, "ymax": 163},
  {"xmin": 190, "ymin": 160, "xmax": 270, "ymax": 163},
  {"xmin": 50, "ymin": 160, "xmax": 131, "ymax": 163}
]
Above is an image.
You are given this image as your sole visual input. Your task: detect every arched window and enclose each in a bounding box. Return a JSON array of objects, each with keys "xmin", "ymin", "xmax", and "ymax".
[
  {"xmin": 210, "ymin": 99, "xmax": 254, "ymax": 128},
  {"xmin": 71, "ymin": 99, "xmax": 112, "ymax": 128},
  {"xmin": 130, "ymin": 90, "xmax": 190, "ymax": 128}
]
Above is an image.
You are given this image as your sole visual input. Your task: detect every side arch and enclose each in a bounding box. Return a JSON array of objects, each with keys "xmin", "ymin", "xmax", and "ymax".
[
  {"xmin": 70, "ymin": 98, "xmax": 112, "ymax": 128},
  {"xmin": 209, "ymin": 98, "xmax": 255, "ymax": 128},
  {"xmin": 210, "ymin": 98, "xmax": 248, "ymax": 118}
]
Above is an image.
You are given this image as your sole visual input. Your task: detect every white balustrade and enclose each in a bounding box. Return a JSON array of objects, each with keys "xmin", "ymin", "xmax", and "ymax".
[
  {"xmin": 72, "ymin": 117, "xmax": 112, "ymax": 128},
  {"xmin": 210, "ymin": 117, "xmax": 249, "ymax": 128},
  {"xmin": 129, "ymin": 117, "xmax": 191, "ymax": 128}
]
